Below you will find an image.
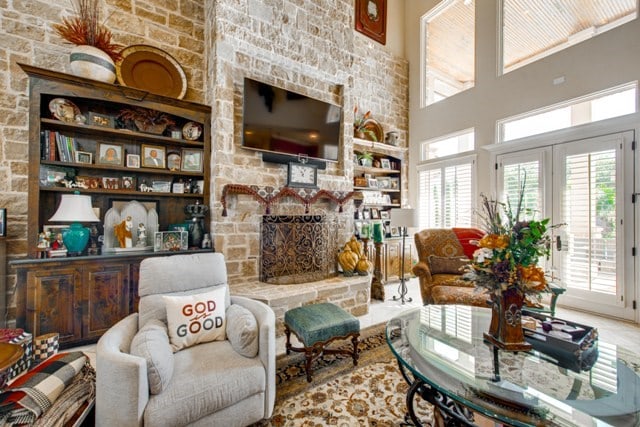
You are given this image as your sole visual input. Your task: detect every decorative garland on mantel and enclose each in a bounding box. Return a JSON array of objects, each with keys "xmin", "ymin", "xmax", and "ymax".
[{"xmin": 221, "ymin": 184, "xmax": 355, "ymax": 216}]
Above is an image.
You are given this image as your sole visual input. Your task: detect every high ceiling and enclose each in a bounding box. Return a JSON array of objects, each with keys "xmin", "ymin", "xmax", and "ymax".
[{"xmin": 426, "ymin": 0, "xmax": 636, "ymax": 85}]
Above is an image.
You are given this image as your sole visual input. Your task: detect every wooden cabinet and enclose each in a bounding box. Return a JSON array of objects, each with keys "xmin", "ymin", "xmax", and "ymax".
[
  {"xmin": 19, "ymin": 63, "xmax": 211, "ymax": 257},
  {"xmin": 11, "ymin": 64, "xmax": 214, "ymax": 347},
  {"xmin": 12, "ymin": 250, "xmax": 210, "ymax": 347},
  {"xmin": 364, "ymin": 238, "xmax": 414, "ymax": 283}
]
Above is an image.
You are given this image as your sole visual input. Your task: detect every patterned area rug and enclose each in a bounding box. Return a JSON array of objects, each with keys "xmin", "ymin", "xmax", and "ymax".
[{"xmin": 253, "ymin": 324, "xmax": 434, "ymax": 426}]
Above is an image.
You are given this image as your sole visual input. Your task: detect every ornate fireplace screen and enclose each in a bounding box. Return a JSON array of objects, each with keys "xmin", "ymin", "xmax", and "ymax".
[{"xmin": 261, "ymin": 215, "xmax": 337, "ymax": 284}]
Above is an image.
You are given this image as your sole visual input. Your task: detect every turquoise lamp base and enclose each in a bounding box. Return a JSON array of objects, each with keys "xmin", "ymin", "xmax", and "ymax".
[{"xmin": 62, "ymin": 222, "xmax": 90, "ymax": 255}]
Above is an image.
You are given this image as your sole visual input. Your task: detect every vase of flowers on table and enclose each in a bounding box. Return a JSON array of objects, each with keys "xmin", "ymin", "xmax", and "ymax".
[{"xmin": 465, "ymin": 188, "xmax": 559, "ymax": 351}]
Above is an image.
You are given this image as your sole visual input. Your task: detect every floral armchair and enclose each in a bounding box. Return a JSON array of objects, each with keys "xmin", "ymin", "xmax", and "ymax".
[{"xmin": 412, "ymin": 228, "xmax": 490, "ymax": 307}]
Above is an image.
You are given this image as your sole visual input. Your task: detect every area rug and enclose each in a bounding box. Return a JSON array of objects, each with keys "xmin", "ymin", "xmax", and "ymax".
[{"xmin": 253, "ymin": 324, "xmax": 434, "ymax": 426}]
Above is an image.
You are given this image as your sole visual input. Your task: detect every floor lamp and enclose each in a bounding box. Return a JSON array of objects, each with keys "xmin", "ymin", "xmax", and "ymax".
[{"xmin": 390, "ymin": 208, "xmax": 416, "ymax": 304}]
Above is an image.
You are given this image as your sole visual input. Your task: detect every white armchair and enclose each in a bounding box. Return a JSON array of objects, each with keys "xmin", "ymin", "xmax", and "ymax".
[{"xmin": 95, "ymin": 252, "xmax": 276, "ymax": 427}]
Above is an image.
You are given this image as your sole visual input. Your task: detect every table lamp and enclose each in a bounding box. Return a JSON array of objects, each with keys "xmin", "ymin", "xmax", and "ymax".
[
  {"xmin": 390, "ymin": 208, "xmax": 417, "ymax": 304},
  {"xmin": 48, "ymin": 192, "xmax": 100, "ymax": 255}
]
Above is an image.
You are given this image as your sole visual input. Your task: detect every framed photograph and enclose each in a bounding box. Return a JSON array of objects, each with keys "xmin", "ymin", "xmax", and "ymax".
[
  {"xmin": 370, "ymin": 207, "xmax": 380, "ymax": 219},
  {"xmin": 389, "ymin": 177, "xmax": 400, "ymax": 190},
  {"xmin": 43, "ymin": 224, "xmax": 69, "ymax": 247},
  {"xmin": 181, "ymin": 149, "xmax": 203, "ymax": 173},
  {"xmin": 74, "ymin": 151, "xmax": 93, "ymax": 164},
  {"xmin": 367, "ymin": 178, "xmax": 378, "ymax": 188},
  {"xmin": 88, "ymin": 112, "xmax": 114, "ymax": 128},
  {"xmin": 391, "ymin": 226, "xmax": 401, "ymax": 237},
  {"xmin": 0, "ymin": 208, "xmax": 5, "ymax": 237},
  {"xmin": 377, "ymin": 176, "xmax": 391, "ymax": 189},
  {"xmin": 172, "ymin": 182, "xmax": 185, "ymax": 193},
  {"xmin": 102, "ymin": 177, "xmax": 120, "ymax": 190},
  {"xmin": 76, "ymin": 176, "xmax": 100, "ymax": 189},
  {"xmin": 287, "ymin": 162, "xmax": 318, "ymax": 188},
  {"xmin": 96, "ymin": 142, "xmax": 124, "ymax": 166},
  {"xmin": 142, "ymin": 144, "xmax": 166, "ymax": 169},
  {"xmin": 121, "ymin": 176, "xmax": 136, "ymax": 190},
  {"xmin": 126, "ymin": 154, "xmax": 141, "ymax": 169},
  {"xmin": 380, "ymin": 158, "xmax": 391, "ymax": 169},
  {"xmin": 355, "ymin": 0, "xmax": 387, "ymax": 45},
  {"xmin": 167, "ymin": 151, "xmax": 181, "ymax": 171},
  {"xmin": 152, "ymin": 181, "xmax": 171, "ymax": 193},
  {"xmin": 362, "ymin": 208, "xmax": 371, "ymax": 220},
  {"xmin": 154, "ymin": 231, "xmax": 188, "ymax": 252},
  {"xmin": 380, "ymin": 210, "xmax": 390, "ymax": 220}
]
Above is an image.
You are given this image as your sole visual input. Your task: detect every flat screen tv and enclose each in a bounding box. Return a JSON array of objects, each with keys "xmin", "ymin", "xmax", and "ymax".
[{"xmin": 242, "ymin": 77, "xmax": 342, "ymax": 162}]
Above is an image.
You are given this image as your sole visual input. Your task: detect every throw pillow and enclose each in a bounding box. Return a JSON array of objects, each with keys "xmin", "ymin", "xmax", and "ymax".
[
  {"xmin": 130, "ymin": 319, "xmax": 174, "ymax": 395},
  {"xmin": 452, "ymin": 228, "xmax": 486, "ymax": 259},
  {"xmin": 226, "ymin": 304, "xmax": 259, "ymax": 358},
  {"xmin": 163, "ymin": 286, "xmax": 227, "ymax": 352},
  {"xmin": 427, "ymin": 255, "xmax": 469, "ymax": 275}
]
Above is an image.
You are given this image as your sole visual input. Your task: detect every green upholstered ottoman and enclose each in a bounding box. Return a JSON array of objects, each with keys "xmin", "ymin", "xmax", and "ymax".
[{"xmin": 284, "ymin": 303, "xmax": 360, "ymax": 382}]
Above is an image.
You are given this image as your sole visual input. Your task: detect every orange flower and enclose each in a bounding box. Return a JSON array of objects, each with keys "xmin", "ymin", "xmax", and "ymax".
[
  {"xmin": 478, "ymin": 234, "xmax": 509, "ymax": 250},
  {"xmin": 519, "ymin": 265, "xmax": 546, "ymax": 291}
]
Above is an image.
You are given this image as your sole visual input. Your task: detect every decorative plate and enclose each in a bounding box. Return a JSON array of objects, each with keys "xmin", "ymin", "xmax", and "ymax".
[
  {"xmin": 116, "ymin": 45, "xmax": 187, "ymax": 99},
  {"xmin": 49, "ymin": 98, "xmax": 81, "ymax": 123},
  {"xmin": 182, "ymin": 121, "xmax": 202, "ymax": 140},
  {"xmin": 362, "ymin": 118, "xmax": 384, "ymax": 143}
]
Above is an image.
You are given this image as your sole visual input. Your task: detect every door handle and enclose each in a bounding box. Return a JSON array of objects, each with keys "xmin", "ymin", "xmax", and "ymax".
[{"xmin": 556, "ymin": 235, "xmax": 562, "ymax": 251}]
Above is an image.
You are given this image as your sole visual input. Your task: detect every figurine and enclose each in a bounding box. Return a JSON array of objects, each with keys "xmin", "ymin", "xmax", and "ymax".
[
  {"xmin": 136, "ymin": 223, "xmax": 147, "ymax": 247},
  {"xmin": 37, "ymin": 232, "xmax": 49, "ymax": 248},
  {"xmin": 51, "ymin": 233, "xmax": 65, "ymax": 250},
  {"xmin": 114, "ymin": 216, "xmax": 133, "ymax": 248}
]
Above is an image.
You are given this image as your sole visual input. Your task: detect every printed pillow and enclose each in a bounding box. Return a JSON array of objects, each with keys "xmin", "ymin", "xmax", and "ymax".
[
  {"xmin": 427, "ymin": 255, "xmax": 469, "ymax": 275},
  {"xmin": 163, "ymin": 287, "xmax": 227, "ymax": 352},
  {"xmin": 130, "ymin": 319, "xmax": 174, "ymax": 395},
  {"xmin": 226, "ymin": 304, "xmax": 259, "ymax": 358}
]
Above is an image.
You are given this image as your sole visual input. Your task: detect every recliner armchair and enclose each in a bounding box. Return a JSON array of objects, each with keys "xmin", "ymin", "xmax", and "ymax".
[{"xmin": 96, "ymin": 252, "xmax": 276, "ymax": 426}]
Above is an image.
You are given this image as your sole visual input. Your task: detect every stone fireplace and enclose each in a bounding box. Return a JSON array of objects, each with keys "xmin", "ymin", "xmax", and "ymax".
[{"xmin": 260, "ymin": 215, "xmax": 338, "ymax": 284}]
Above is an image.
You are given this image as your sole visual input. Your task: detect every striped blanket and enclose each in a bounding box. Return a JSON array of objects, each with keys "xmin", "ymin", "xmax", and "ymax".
[{"xmin": 0, "ymin": 352, "xmax": 87, "ymax": 426}]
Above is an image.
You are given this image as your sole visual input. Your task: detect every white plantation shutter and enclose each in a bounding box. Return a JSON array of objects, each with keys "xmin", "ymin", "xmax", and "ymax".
[
  {"xmin": 502, "ymin": 161, "xmax": 542, "ymax": 220},
  {"xmin": 563, "ymin": 149, "xmax": 617, "ymax": 294},
  {"xmin": 418, "ymin": 155, "xmax": 476, "ymax": 230}
]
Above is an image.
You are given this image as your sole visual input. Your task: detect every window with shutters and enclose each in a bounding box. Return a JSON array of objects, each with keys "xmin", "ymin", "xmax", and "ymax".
[
  {"xmin": 417, "ymin": 155, "xmax": 476, "ymax": 230},
  {"xmin": 502, "ymin": 160, "xmax": 542, "ymax": 220}
]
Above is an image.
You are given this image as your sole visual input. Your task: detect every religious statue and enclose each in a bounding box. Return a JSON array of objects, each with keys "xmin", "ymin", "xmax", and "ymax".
[{"xmin": 114, "ymin": 216, "xmax": 133, "ymax": 248}]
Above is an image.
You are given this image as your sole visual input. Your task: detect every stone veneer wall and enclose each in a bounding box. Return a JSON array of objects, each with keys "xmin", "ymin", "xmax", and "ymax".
[
  {"xmin": 207, "ymin": 0, "xmax": 409, "ymax": 285},
  {"xmin": 0, "ymin": 0, "xmax": 407, "ymax": 325}
]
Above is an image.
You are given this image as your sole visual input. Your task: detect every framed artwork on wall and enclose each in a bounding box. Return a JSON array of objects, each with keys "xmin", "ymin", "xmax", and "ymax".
[
  {"xmin": 355, "ymin": 0, "xmax": 387, "ymax": 45},
  {"xmin": 0, "ymin": 208, "xmax": 5, "ymax": 237}
]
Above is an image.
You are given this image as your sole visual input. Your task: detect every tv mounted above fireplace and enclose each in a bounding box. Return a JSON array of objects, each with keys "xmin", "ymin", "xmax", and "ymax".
[{"xmin": 242, "ymin": 77, "xmax": 342, "ymax": 164}]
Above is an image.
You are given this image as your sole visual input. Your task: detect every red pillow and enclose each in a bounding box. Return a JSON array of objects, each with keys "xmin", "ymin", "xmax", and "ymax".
[{"xmin": 452, "ymin": 228, "xmax": 485, "ymax": 259}]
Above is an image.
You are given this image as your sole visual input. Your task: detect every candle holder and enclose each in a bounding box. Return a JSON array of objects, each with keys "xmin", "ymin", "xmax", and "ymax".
[{"xmin": 370, "ymin": 241, "xmax": 385, "ymax": 301}]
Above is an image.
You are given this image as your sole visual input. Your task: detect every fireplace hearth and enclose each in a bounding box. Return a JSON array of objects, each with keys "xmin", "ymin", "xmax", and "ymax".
[{"xmin": 261, "ymin": 215, "xmax": 337, "ymax": 284}]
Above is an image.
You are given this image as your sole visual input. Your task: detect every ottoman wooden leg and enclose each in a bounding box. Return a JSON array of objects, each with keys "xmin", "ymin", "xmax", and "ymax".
[
  {"xmin": 284, "ymin": 325, "xmax": 292, "ymax": 355},
  {"xmin": 352, "ymin": 334, "xmax": 359, "ymax": 366}
]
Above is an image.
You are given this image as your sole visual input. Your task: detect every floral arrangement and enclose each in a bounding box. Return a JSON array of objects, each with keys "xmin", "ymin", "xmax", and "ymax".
[
  {"xmin": 465, "ymin": 189, "xmax": 558, "ymax": 299},
  {"xmin": 353, "ymin": 106, "xmax": 377, "ymax": 141},
  {"xmin": 53, "ymin": 0, "xmax": 122, "ymax": 62},
  {"xmin": 118, "ymin": 107, "xmax": 175, "ymax": 127}
]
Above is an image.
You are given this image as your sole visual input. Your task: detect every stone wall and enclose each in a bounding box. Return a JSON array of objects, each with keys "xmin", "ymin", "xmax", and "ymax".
[{"xmin": 0, "ymin": 0, "xmax": 408, "ymax": 324}]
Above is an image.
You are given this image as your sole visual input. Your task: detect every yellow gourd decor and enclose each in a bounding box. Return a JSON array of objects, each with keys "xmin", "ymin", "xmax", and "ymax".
[
  {"xmin": 338, "ymin": 244, "xmax": 359, "ymax": 276},
  {"xmin": 355, "ymin": 253, "xmax": 372, "ymax": 276}
]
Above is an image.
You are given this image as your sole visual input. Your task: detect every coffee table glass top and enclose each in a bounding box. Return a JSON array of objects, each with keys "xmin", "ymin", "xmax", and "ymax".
[{"xmin": 386, "ymin": 305, "xmax": 640, "ymax": 427}]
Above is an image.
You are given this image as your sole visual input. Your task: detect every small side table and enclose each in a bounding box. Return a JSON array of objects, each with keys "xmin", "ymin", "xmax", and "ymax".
[{"xmin": 0, "ymin": 343, "xmax": 23, "ymax": 388}]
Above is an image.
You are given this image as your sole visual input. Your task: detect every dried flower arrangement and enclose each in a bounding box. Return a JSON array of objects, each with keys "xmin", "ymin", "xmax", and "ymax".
[
  {"xmin": 353, "ymin": 106, "xmax": 378, "ymax": 141},
  {"xmin": 118, "ymin": 107, "xmax": 176, "ymax": 134},
  {"xmin": 53, "ymin": 0, "xmax": 122, "ymax": 62}
]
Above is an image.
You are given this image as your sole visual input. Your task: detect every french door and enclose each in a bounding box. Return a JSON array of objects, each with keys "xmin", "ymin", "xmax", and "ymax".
[{"xmin": 496, "ymin": 131, "xmax": 635, "ymax": 320}]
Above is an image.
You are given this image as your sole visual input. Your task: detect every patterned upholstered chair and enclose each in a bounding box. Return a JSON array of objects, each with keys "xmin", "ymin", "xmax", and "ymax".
[{"xmin": 412, "ymin": 228, "xmax": 490, "ymax": 307}]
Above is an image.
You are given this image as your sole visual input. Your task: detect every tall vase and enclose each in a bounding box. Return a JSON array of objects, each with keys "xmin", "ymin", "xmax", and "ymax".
[
  {"xmin": 484, "ymin": 287, "xmax": 532, "ymax": 351},
  {"xmin": 69, "ymin": 45, "xmax": 116, "ymax": 84}
]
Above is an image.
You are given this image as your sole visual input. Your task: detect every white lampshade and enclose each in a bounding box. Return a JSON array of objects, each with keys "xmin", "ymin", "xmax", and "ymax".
[
  {"xmin": 49, "ymin": 193, "xmax": 100, "ymax": 223},
  {"xmin": 390, "ymin": 208, "xmax": 417, "ymax": 228}
]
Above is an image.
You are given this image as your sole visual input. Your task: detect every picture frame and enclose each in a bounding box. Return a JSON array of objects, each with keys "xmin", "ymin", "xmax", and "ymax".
[
  {"xmin": 96, "ymin": 142, "xmax": 124, "ymax": 166},
  {"xmin": 102, "ymin": 177, "xmax": 120, "ymax": 190},
  {"xmin": 380, "ymin": 158, "xmax": 391, "ymax": 169},
  {"xmin": 121, "ymin": 176, "xmax": 136, "ymax": 190},
  {"xmin": 377, "ymin": 176, "xmax": 391, "ymax": 189},
  {"xmin": 362, "ymin": 208, "xmax": 371, "ymax": 220},
  {"xmin": 380, "ymin": 210, "xmax": 390, "ymax": 220},
  {"xmin": 367, "ymin": 178, "xmax": 378, "ymax": 188},
  {"xmin": 43, "ymin": 224, "xmax": 69, "ymax": 247},
  {"xmin": 389, "ymin": 177, "xmax": 400, "ymax": 190},
  {"xmin": 154, "ymin": 231, "xmax": 188, "ymax": 252},
  {"xmin": 88, "ymin": 112, "xmax": 114, "ymax": 128},
  {"xmin": 370, "ymin": 207, "xmax": 380, "ymax": 219},
  {"xmin": 390, "ymin": 226, "xmax": 401, "ymax": 237},
  {"xmin": 74, "ymin": 151, "xmax": 93, "ymax": 164},
  {"xmin": 152, "ymin": 181, "xmax": 171, "ymax": 193},
  {"xmin": 0, "ymin": 208, "xmax": 5, "ymax": 237},
  {"xmin": 181, "ymin": 148, "xmax": 203, "ymax": 173},
  {"xmin": 142, "ymin": 144, "xmax": 166, "ymax": 169},
  {"xmin": 76, "ymin": 176, "xmax": 100, "ymax": 190},
  {"xmin": 126, "ymin": 154, "xmax": 141, "ymax": 169},
  {"xmin": 167, "ymin": 151, "xmax": 181, "ymax": 171},
  {"xmin": 172, "ymin": 182, "xmax": 185, "ymax": 193},
  {"xmin": 355, "ymin": 0, "xmax": 387, "ymax": 45}
]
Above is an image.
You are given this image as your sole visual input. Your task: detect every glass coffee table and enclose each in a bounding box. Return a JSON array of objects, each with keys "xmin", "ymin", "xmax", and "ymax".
[{"xmin": 386, "ymin": 305, "xmax": 640, "ymax": 426}]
